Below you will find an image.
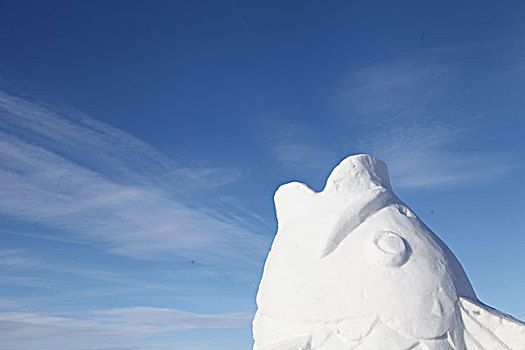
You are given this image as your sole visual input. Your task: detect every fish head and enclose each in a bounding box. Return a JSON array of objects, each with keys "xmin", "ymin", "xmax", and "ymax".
[{"xmin": 256, "ymin": 154, "xmax": 476, "ymax": 340}]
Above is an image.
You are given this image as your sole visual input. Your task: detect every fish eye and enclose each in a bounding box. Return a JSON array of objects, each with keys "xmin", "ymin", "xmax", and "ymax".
[{"xmin": 367, "ymin": 231, "xmax": 408, "ymax": 267}]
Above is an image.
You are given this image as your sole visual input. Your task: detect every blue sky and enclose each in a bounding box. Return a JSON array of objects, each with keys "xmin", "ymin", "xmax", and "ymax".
[{"xmin": 0, "ymin": 1, "xmax": 524, "ymax": 349}]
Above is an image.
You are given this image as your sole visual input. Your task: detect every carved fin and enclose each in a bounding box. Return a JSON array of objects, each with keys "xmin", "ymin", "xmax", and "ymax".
[{"xmin": 459, "ymin": 297, "xmax": 525, "ymax": 350}]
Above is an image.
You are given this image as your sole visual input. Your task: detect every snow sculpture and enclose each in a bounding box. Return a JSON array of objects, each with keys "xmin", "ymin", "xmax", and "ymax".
[{"xmin": 253, "ymin": 154, "xmax": 525, "ymax": 350}]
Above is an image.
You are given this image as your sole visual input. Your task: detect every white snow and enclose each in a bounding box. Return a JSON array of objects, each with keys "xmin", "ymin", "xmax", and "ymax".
[{"xmin": 253, "ymin": 154, "xmax": 525, "ymax": 350}]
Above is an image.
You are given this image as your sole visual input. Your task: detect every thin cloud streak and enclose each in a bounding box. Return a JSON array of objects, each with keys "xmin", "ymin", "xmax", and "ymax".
[
  {"xmin": 339, "ymin": 48, "xmax": 514, "ymax": 189},
  {"xmin": 0, "ymin": 307, "xmax": 253, "ymax": 339},
  {"xmin": 258, "ymin": 49, "xmax": 514, "ymax": 191},
  {"xmin": 338, "ymin": 48, "xmax": 456, "ymax": 123},
  {"xmin": 0, "ymin": 90, "xmax": 269, "ymax": 266},
  {"xmin": 360, "ymin": 124, "xmax": 513, "ymax": 189},
  {"xmin": 258, "ymin": 119, "xmax": 340, "ymax": 173}
]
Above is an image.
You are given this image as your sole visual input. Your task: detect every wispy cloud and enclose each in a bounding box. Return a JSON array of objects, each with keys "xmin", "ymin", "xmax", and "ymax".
[
  {"xmin": 359, "ymin": 123, "xmax": 513, "ymax": 189},
  {"xmin": 0, "ymin": 90, "xmax": 269, "ymax": 266},
  {"xmin": 337, "ymin": 48, "xmax": 515, "ymax": 189},
  {"xmin": 0, "ymin": 299, "xmax": 22, "ymax": 310},
  {"xmin": 0, "ymin": 339, "xmax": 231, "ymax": 350},
  {"xmin": 0, "ymin": 249, "xmax": 40, "ymax": 268},
  {"xmin": 0, "ymin": 307, "xmax": 252, "ymax": 338},
  {"xmin": 339, "ymin": 48, "xmax": 455, "ymax": 123},
  {"xmin": 258, "ymin": 49, "xmax": 514, "ymax": 190},
  {"xmin": 0, "ymin": 249, "xmax": 186, "ymax": 294},
  {"xmin": 257, "ymin": 119, "xmax": 340, "ymax": 174}
]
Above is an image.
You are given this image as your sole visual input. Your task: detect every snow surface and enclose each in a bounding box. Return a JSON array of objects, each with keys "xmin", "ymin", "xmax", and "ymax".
[{"xmin": 253, "ymin": 154, "xmax": 525, "ymax": 350}]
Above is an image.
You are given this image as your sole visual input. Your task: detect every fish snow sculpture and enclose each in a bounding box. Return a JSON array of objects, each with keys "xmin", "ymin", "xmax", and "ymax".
[{"xmin": 253, "ymin": 154, "xmax": 525, "ymax": 350}]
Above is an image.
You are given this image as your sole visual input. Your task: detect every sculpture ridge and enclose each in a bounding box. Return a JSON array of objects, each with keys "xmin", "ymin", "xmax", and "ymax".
[{"xmin": 254, "ymin": 154, "xmax": 525, "ymax": 350}]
